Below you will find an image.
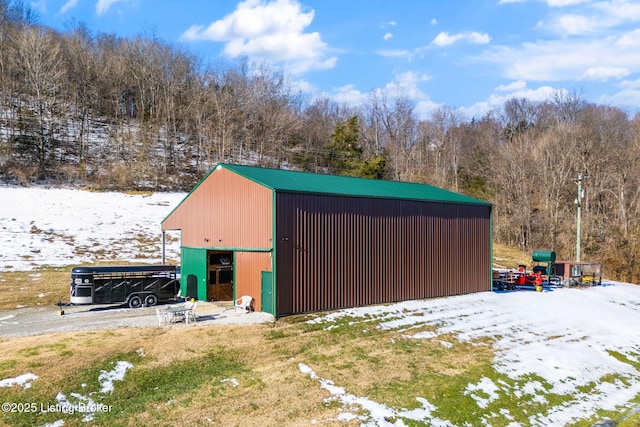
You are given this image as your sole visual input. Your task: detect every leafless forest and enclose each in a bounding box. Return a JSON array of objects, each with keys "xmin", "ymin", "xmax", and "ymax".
[{"xmin": 1, "ymin": 1, "xmax": 639, "ymax": 281}]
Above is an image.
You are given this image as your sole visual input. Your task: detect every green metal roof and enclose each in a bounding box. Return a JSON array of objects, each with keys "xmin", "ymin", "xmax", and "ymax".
[{"xmin": 218, "ymin": 163, "xmax": 491, "ymax": 206}]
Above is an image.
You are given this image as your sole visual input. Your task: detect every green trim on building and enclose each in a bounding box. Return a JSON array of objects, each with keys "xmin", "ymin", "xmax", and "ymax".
[
  {"xmin": 489, "ymin": 212, "xmax": 494, "ymax": 292},
  {"xmin": 177, "ymin": 246, "xmax": 271, "ymax": 252},
  {"xmin": 222, "ymin": 163, "xmax": 491, "ymax": 206},
  {"xmin": 269, "ymin": 189, "xmax": 277, "ymax": 316},
  {"xmin": 163, "ymin": 163, "xmax": 491, "ymax": 225}
]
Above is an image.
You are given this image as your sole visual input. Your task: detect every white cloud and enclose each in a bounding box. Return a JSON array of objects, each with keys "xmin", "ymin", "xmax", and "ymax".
[
  {"xmin": 289, "ymin": 77, "xmax": 316, "ymax": 95},
  {"xmin": 616, "ymin": 29, "xmax": 640, "ymax": 47},
  {"xmin": 383, "ymin": 32, "xmax": 393, "ymax": 40},
  {"xmin": 430, "ymin": 18, "xmax": 437, "ymax": 25},
  {"xmin": 462, "ymin": 86, "xmax": 568, "ymax": 119},
  {"xmin": 96, "ymin": 0, "xmax": 127, "ymax": 16},
  {"xmin": 377, "ymin": 49, "xmax": 413, "ymax": 60},
  {"xmin": 498, "ymin": 0, "xmax": 525, "ymax": 4},
  {"xmin": 540, "ymin": 0, "xmax": 640, "ymax": 35},
  {"xmin": 598, "ymin": 78, "xmax": 640, "ymax": 109},
  {"xmin": 545, "ymin": 0, "xmax": 592, "ymax": 6},
  {"xmin": 590, "ymin": 0, "xmax": 640, "ymax": 22},
  {"xmin": 329, "ymin": 84, "xmax": 369, "ymax": 106},
  {"xmin": 387, "ymin": 71, "xmax": 432, "ymax": 99},
  {"xmin": 180, "ymin": 0, "xmax": 335, "ymax": 73},
  {"xmin": 326, "ymin": 72, "xmax": 438, "ymax": 119},
  {"xmin": 415, "ymin": 99, "xmax": 443, "ymax": 119},
  {"xmin": 580, "ymin": 67, "xmax": 630, "ymax": 81},
  {"xmin": 431, "ymin": 31, "xmax": 490, "ymax": 47},
  {"xmin": 495, "ymin": 80, "xmax": 527, "ymax": 92},
  {"xmin": 554, "ymin": 14, "xmax": 596, "ymax": 35},
  {"xmin": 479, "ymin": 30, "xmax": 640, "ymax": 82},
  {"xmin": 59, "ymin": 0, "xmax": 78, "ymax": 15}
]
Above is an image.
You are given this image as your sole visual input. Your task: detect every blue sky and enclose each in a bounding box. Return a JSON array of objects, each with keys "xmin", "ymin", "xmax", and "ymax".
[{"xmin": 35, "ymin": 0, "xmax": 640, "ymax": 119}]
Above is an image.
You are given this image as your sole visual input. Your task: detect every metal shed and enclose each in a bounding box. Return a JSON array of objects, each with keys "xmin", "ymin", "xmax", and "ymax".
[{"xmin": 161, "ymin": 163, "xmax": 492, "ymax": 317}]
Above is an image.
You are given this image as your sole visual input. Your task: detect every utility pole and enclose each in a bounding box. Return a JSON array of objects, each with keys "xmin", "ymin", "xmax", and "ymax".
[{"xmin": 573, "ymin": 173, "xmax": 588, "ymax": 262}]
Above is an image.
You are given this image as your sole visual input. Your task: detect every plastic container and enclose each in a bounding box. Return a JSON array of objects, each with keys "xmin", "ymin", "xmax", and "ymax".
[{"xmin": 532, "ymin": 250, "xmax": 556, "ymax": 263}]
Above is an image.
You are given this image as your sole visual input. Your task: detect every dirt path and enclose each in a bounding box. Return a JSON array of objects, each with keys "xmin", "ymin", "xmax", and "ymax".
[{"xmin": 0, "ymin": 301, "xmax": 274, "ymax": 337}]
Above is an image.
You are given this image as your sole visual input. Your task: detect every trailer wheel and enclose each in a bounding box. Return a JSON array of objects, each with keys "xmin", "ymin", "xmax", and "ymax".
[
  {"xmin": 128, "ymin": 295, "xmax": 142, "ymax": 309},
  {"xmin": 144, "ymin": 294, "xmax": 158, "ymax": 307}
]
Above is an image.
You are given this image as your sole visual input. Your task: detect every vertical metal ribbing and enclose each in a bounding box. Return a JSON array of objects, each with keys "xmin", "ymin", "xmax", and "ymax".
[{"xmin": 276, "ymin": 192, "xmax": 491, "ymax": 316}]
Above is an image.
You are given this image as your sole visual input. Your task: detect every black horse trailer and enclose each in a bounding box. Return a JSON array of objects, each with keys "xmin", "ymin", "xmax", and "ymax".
[{"xmin": 70, "ymin": 265, "xmax": 179, "ymax": 308}]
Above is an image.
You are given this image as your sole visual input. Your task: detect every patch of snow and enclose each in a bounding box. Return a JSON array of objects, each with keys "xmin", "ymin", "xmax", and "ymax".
[
  {"xmin": 44, "ymin": 361, "xmax": 132, "ymax": 422},
  {"xmin": 99, "ymin": 361, "xmax": 133, "ymax": 393},
  {"xmin": 403, "ymin": 330, "xmax": 436, "ymax": 339},
  {"xmin": 298, "ymin": 363, "xmax": 454, "ymax": 426},
  {"xmin": 518, "ymin": 380, "xmax": 548, "ymax": 404},
  {"xmin": 298, "ymin": 363, "xmax": 318, "ymax": 379},
  {"xmin": 0, "ymin": 372, "xmax": 38, "ymax": 389},
  {"xmin": 39, "ymin": 420, "xmax": 65, "ymax": 427},
  {"xmin": 465, "ymin": 377, "xmax": 500, "ymax": 408},
  {"xmin": 54, "ymin": 392, "xmax": 100, "ymax": 422},
  {"xmin": 500, "ymin": 408, "xmax": 514, "ymax": 420},
  {"xmin": 220, "ymin": 378, "xmax": 239, "ymax": 387}
]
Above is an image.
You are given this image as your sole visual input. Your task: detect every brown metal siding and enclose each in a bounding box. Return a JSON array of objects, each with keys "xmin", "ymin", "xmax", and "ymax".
[
  {"xmin": 235, "ymin": 251, "xmax": 271, "ymax": 311},
  {"xmin": 276, "ymin": 193, "xmax": 491, "ymax": 316},
  {"xmin": 162, "ymin": 167, "xmax": 273, "ymax": 249}
]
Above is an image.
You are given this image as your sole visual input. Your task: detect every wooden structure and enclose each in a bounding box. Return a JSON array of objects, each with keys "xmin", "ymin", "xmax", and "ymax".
[{"xmin": 553, "ymin": 261, "xmax": 603, "ymax": 286}]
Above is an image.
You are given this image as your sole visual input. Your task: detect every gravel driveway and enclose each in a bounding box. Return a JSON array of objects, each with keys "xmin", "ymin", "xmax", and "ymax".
[{"xmin": 0, "ymin": 301, "xmax": 274, "ymax": 337}]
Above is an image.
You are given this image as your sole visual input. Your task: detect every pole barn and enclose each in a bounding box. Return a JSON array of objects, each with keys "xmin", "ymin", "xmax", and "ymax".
[{"xmin": 161, "ymin": 163, "xmax": 492, "ymax": 317}]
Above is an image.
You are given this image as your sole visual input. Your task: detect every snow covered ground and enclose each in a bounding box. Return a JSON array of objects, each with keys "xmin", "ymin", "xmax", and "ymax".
[
  {"xmin": 0, "ymin": 186, "xmax": 186, "ymax": 271},
  {"xmin": 304, "ymin": 283, "xmax": 640, "ymax": 426}
]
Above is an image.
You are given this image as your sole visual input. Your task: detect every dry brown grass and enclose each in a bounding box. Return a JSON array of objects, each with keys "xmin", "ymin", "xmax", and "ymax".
[
  {"xmin": 0, "ymin": 323, "xmax": 355, "ymax": 426},
  {"xmin": 0, "ymin": 268, "xmax": 70, "ymax": 310},
  {"xmin": 0, "ymin": 304, "xmax": 499, "ymax": 427},
  {"xmin": 492, "ymin": 242, "xmax": 531, "ymax": 269}
]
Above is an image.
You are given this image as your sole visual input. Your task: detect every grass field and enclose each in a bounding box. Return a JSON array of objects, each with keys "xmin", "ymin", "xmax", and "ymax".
[{"xmin": 1, "ymin": 250, "xmax": 639, "ymax": 426}]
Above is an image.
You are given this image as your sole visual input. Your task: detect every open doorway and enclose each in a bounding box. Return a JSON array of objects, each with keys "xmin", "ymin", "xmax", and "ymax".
[{"xmin": 207, "ymin": 251, "xmax": 233, "ymax": 301}]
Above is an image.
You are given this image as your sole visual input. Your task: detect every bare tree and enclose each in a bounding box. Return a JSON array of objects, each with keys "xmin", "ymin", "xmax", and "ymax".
[{"xmin": 10, "ymin": 26, "xmax": 65, "ymax": 178}]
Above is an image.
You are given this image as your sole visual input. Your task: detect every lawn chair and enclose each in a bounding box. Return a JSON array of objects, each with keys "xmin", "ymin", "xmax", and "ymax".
[
  {"xmin": 234, "ymin": 295, "xmax": 253, "ymax": 314},
  {"xmin": 186, "ymin": 301, "xmax": 198, "ymax": 324},
  {"xmin": 156, "ymin": 308, "xmax": 171, "ymax": 326}
]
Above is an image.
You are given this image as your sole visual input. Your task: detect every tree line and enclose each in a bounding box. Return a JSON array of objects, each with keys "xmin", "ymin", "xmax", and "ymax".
[{"xmin": 1, "ymin": 1, "xmax": 639, "ymax": 282}]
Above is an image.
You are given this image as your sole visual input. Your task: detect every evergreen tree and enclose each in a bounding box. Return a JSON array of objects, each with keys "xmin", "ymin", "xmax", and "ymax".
[{"xmin": 325, "ymin": 116, "xmax": 362, "ymax": 175}]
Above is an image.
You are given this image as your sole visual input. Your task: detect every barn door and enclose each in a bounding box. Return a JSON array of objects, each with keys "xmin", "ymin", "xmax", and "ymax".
[
  {"xmin": 261, "ymin": 271, "xmax": 273, "ymax": 315},
  {"xmin": 186, "ymin": 274, "xmax": 198, "ymax": 300}
]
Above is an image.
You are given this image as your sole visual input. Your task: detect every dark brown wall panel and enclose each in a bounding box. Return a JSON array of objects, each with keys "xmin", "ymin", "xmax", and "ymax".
[{"xmin": 276, "ymin": 193, "xmax": 491, "ymax": 316}]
